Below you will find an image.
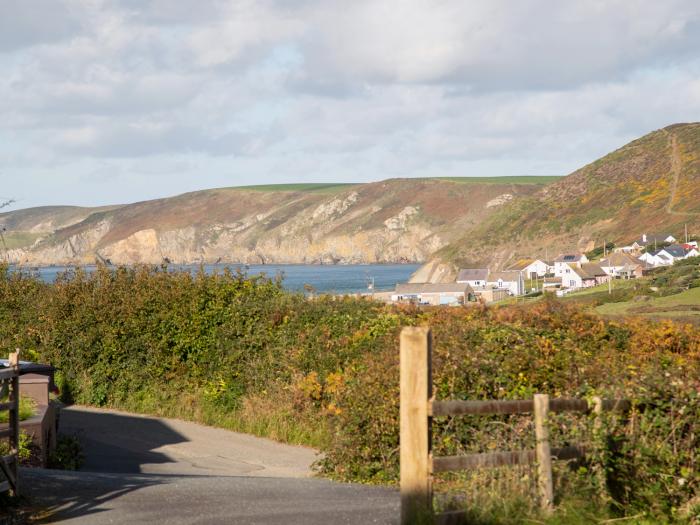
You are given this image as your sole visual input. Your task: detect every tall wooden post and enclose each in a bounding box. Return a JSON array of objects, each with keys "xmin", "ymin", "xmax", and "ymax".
[
  {"xmin": 534, "ymin": 394, "xmax": 553, "ymax": 511},
  {"xmin": 8, "ymin": 350, "xmax": 20, "ymax": 497},
  {"xmin": 589, "ymin": 396, "xmax": 608, "ymax": 502},
  {"xmin": 400, "ymin": 327, "xmax": 432, "ymax": 524}
]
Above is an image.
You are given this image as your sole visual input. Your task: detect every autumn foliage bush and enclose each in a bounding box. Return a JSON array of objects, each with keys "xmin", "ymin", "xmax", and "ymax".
[{"xmin": 0, "ymin": 264, "xmax": 698, "ymax": 520}]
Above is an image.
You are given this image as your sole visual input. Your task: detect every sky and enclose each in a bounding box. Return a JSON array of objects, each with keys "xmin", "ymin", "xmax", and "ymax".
[{"xmin": 1, "ymin": 0, "xmax": 700, "ymax": 210}]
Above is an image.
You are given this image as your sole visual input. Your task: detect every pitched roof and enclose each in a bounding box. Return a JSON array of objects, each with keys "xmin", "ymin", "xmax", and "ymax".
[
  {"xmin": 660, "ymin": 244, "xmax": 689, "ymax": 258},
  {"xmin": 571, "ymin": 263, "xmax": 607, "ymax": 279},
  {"xmin": 554, "ymin": 254, "xmax": 584, "ymax": 262},
  {"xmin": 488, "ymin": 270, "xmax": 522, "ymax": 282},
  {"xmin": 395, "ymin": 283, "xmax": 473, "ymax": 294},
  {"xmin": 456, "ymin": 268, "xmax": 489, "ymax": 282},
  {"xmin": 600, "ymin": 252, "xmax": 641, "ymax": 268},
  {"xmin": 506, "ymin": 258, "xmax": 535, "ymax": 271},
  {"xmin": 638, "ymin": 233, "xmax": 676, "ymax": 244}
]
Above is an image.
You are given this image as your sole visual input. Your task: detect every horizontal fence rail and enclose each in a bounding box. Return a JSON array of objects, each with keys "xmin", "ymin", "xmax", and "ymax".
[
  {"xmin": 430, "ymin": 398, "xmax": 630, "ymax": 417},
  {"xmin": 432, "ymin": 445, "xmax": 585, "ymax": 473},
  {"xmin": 399, "ymin": 327, "xmax": 631, "ymax": 525}
]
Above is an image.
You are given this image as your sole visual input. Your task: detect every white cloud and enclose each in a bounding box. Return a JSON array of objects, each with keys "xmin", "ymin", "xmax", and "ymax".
[{"xmin": 0, "ymin": 0, "xmax": 699, "ymax": 208}]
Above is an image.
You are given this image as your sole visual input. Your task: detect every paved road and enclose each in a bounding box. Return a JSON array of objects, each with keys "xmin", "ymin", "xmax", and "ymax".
[{"xmin": 25, "ymin": 406, "xmax": 399, "ymax": 524}]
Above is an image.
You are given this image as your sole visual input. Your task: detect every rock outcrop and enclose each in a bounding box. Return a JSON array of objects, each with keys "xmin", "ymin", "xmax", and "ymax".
[{"xmin": 1, "ymin": 179, "xmax": 545, "ymax": 266}]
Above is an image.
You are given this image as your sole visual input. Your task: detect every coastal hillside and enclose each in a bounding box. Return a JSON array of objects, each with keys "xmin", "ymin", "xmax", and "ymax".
[
  {"xmin": 0, "ymin": 178, "xmax": 552, "ymax": 266},
  {"xmin": 415, "ymin": 123, "xmax": 700, "ymax": 282}
]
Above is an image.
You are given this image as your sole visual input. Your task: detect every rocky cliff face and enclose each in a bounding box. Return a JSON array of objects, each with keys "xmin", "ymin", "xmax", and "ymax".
[{"xmin": 1, "ymin": 179, "xmax": 545, "ymax": 266}]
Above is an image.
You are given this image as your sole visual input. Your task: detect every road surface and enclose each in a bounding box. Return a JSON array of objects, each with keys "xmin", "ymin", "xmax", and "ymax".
[{"xmin": 25, "ymin": 406, "xmax": 399, "ymax": 524}]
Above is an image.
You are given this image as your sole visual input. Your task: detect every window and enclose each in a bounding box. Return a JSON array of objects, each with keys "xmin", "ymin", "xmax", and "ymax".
[{"xmin": 569, "ymin": 280, "xmax": 576, "ymax": 287}]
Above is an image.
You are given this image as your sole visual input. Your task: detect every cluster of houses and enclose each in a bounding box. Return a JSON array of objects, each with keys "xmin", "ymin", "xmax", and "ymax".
[
  {"xmin": 391, "ymin": 269, "xmax": 524, "ymax": 306},
  {"xmin": 389, "ymin": 232, "xmax": 699, "ymax": 306}
]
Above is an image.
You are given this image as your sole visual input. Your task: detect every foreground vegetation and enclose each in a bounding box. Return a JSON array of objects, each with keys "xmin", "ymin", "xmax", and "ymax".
[{"xmin": 0, "ymin": 264, "xmax": 698, "ymax": 523}]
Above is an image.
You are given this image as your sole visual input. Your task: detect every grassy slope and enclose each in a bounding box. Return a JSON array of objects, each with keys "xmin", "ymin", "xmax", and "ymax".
[
  {"xmin": 1, "ymin": 231, "xmax": 43, "ymax": 249},
  {"xmin": 596, "ymin": 286, "xmax": 700, "ymax": 318},
  {"xmin": 9, "ymin": 178, "xmax": 549, "ymax": 257},
  {"xmin": 232, "ymin": 183, "xmax": 359, "ymax": 193},
  {"xmin": 433, "ymin": 123, "xmax": 700, "ymax": 269}
]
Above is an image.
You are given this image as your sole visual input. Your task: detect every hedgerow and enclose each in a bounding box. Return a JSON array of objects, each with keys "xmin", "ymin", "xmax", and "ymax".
[{"xmin": 0, "ymin": 264, "xmax": 697, "ymax": 521}]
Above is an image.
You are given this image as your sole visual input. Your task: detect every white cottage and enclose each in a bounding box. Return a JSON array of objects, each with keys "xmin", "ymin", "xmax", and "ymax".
[
  {"xmin": 506, "ymin": 258, "xmax": 551, "ymax": 278},
  {"xmin": 553, "ymin": 254, "xmax": 589, "ymax": 277},
  {"xmin": 456, "ymin": 268, "xmax": 489, "ymax": 287},
  {"xmin": 487, "ymin": 270, "xmax": 525, "ymax": 296}
]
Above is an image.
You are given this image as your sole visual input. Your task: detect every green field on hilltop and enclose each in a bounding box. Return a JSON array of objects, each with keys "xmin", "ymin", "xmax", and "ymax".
[
  {"xmin": 433, "ymin": 175, "xmax": 562, "ymax": 185},
  {"xmin": 233, "ymin": 178, "xmax": 561, "ymax": 193},
  {"xmin": 234, "ymin": 183, "xmax": 358, "ymax": 193}
]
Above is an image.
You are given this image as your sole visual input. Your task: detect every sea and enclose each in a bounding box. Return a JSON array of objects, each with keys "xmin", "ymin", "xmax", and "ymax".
[{"xmin": 17, "ymin": 263, "xmax": 420, "ymax": 294}]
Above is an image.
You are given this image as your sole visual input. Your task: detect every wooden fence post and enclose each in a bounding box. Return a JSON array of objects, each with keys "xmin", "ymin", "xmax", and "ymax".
[
  {"xmin": 400, "ymin": 327, "xmax": 432, "ymax": 524},
  {"xmin": 534, "ymin": 394, "xmax": 553, "ymax": 511},
  {"xmin": 590, "ymin": 396, "xmax": 608, "ymax": 502},
  {"xmin": 8, "ymin": 350, "xmax": 20, "ymax": 497}
]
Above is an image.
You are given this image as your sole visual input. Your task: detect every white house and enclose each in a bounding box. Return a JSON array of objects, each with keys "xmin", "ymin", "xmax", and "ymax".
[
  {"xmin": 640, "ymin": 245, "xmax": 699, "ymax": 266},
  {"xmin": 632, "ymin": 233, "xmax": 677, "ymax": 251},
  {"xmin": 658, "ymin": 244, "xmax": 699, "ymax": 262},
  {"xmin": 553, "ymin": 254, "xmax": 589, "ymax": 277},
  {"xmin": 487, "ymin": 271, "xmax": 525, "ymax": 296},
  {"xmin": 562, "ymin": 263, "xmax": 609, "ymax": 289},
  {"xmin": 456, "ymin": 268, "xmax": 489, "ymax": 287},
  {"xmin": 392, "ymin": 283, "xmax": 475, "ymax": 306},
  {"xmin": 506, "ymin": 258, "xmax": 550, "ymax": 278},
  {"xmin": 639, "ymin": 250, "xmax": 672, "ymax": 266},
  {"xmin": 599, "ymin": 252, "xmax": 644, "ymax": 278}
]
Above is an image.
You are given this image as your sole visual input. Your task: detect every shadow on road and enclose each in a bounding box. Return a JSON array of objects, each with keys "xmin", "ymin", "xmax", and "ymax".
[
  {"xmin": 25, "ymin": 407, "xmax": 191, "ymax": 522},
  {"xmin": 22, "ymin": 407, "xmax": 400, "ymax": 524},
  {"xmin": 23, "ymin": 469, "xmax": 165, "ymax": 523},
  {"xmin": 59, "ymin": 406, "xmax": 189, "ymax": 473}
]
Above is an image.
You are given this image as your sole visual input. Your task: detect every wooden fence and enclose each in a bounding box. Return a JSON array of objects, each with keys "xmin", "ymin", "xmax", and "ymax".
[
  {"xmin": 400, "ymin": 327, "xmax": 629, "ymax": 524},
  {"xmin": 0, "ymin": 351, "xmax": 20, "ymax": 497}
]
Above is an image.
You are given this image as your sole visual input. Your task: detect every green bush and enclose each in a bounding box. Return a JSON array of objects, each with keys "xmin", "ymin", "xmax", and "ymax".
[
  {"xmin": 0, "ymin": 264, "xmax": 698, "ymax": 521},
  {"xmin": 48, "ymin": 434, "xmax": 85, "ymax": 470},
  {"xmin": 0, "ymin": 430, "xmax": 33, "ymax": 461}
]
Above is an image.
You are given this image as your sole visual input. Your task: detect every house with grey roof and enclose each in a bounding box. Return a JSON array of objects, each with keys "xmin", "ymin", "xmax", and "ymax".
[
  {"xmin": 633, "ymin": 233, "xmax": 677, "ymax": 249},
  {"xmin": 599, "ymin": 252, "xmax": 644, "ymax": 278},
  {"xmin": 392, "ymin": 282, "xmax": 475, "ymax": 306},
  {"xmin": 486, "ymin": 270, "xmax": 525, "ymax": 296},
  {"xmin": 639, "ymin": 244, "xmax": 698, "ymax": 266},
  {"xmin": 553, "ymin": 254, "xmax": 589, "ymax": 277},
  {"xmin": 563, "ymin": 263, "xmax": 609, "ymax": 289},
  {"xmin": 456, "ymin": 268, "xmax": 489, "ymax": 287}
]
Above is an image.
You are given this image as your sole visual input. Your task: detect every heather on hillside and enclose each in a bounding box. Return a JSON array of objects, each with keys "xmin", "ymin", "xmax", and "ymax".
[
  {"xmin": 435, "ymin": 123, "xmax": 700, "ymax": 270},
  {"xmin": 0, "ymin": 264, "xmax": 698, "ymax": 522}
]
